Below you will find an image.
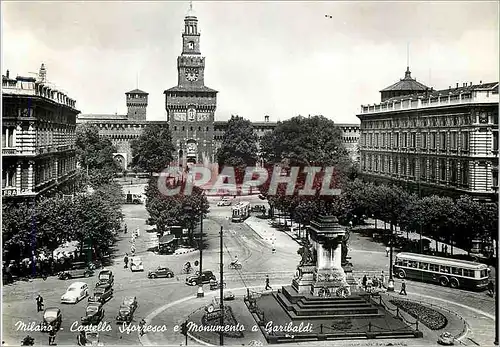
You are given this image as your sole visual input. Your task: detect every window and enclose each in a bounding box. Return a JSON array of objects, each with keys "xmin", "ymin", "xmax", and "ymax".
[
  {"xmin": 429, "ymin": 264, "xmax": 440, "ymax": 272},
  {"xmin": 408, "ymin": 261, "xmax": 418, "ymax": 268},
  {"xmin": 382, "ymin": 133, "xmax": 386, "ymax": 147},
  {"xmin": 403, "ymin": 133, "xmax": 408, "ymax": 147},
  {"xmin": 451, "ymin": 132, "xmax": 457, "ymax": 149},
  {"xmin": 394, "ymin": 156, "xmax": 399, "ymax": 174},
  {"xmin": 439, "ymin": 158, "xmax": 446, "ymax": 181},
  {"xmin": 368, "ymin": 155, "xmax": 372, "ymax": 170},
  {"xmin": 461, "ymin": 132, "xmax": 469, "ymax": 150},
  {"xmin": 420, "ymin": 158, "xmax": 427, "ymax": 179},
  {"xmin": 422, "ymin": 133, "xmax": 427, "ymax": 149},
  {"xmin": 190, "ymin": 127, "xmax": 193, "ymax": 131},
  {"xmin": 206, "ymin": 127, "xmax": 209, "ymax": 131},
  {"xmin": 451, "ymin": 268, "xmax": 462, "ymax": 276},
  {"xmin": 198, "ymin": 127, "xmax": 201, "ymax": 131},
  {"xmin": 493, "ymin": 170, "xmax": 498, "ymax": 188},
  {"xmin": 431, "ymin": 133, "xmax": 437, "ymax": 149},
  {"xmin": 450, "ymin": 160, "xmax": 457, "ymax": 184},
  {"xmin": 174, "ymin": 126, "xmax": 177, "ymax": 131},
  {"xmin": 494, "ymin": 132, "xmax": 498, "ymax": 152},
  {"xmin": 461, "ymin": 161, "xmax": 469, "ymax": 186},
  {"xmin": 440, "ymin": 132, "xmax": 446, "ymax": 150},
  {"xmin": 463, "ymin": 269, "xmax": 474, "ymax": 277},
  {"xmin": 182, "ymin": 126, "xmax": 185, "ymax": 131},
  {"xmin": 401, "ymin": 157, "xmax": 407, "ymax": 175},
  {"xmin": 375, "ymin": 134, "xmax": 379, "ymax": 147},
  {"xmin": 374, "ymin": 156, "xmax": 379, "ymax": 171},
  {"xmin": 430, "ymin": 159, "xmax": 436, "ymax": 180},
  {"xmin": 381, "ymin": 156, "xmax": 386, "ymax": 173},
  {"xmin": 418, "ymin": 262, "xmax": 429, "ymax": 270},
  {"xmin": 440, "ymin": 265, "xmax": 451, "ymax": 273},
  {"xmin": 369, "ymin": 133, "xmax": 373, "ymax": 147},
  {"xmin": 410, "ymin": 158, "xmax": 416, "ymax": 177},
  {"xmin": 395, "ymin": 133, "xmax": 399, "ymax": 147}
]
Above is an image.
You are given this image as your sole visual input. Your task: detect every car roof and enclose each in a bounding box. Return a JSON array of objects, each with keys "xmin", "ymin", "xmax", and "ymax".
[
  {"xmin": 69, "ymin": 281, "xmax": 87, "ymax": 288},
  {"xmin": 131, "ymin": 257, "xmax": 142, "ymax": 261},
  {"xmin": 99, "ymin": 269, "xmax": 112, "ymax": 273},
  {"xmin": 44, "ymin": 307, "xmax": 60, "ymax": 313}
]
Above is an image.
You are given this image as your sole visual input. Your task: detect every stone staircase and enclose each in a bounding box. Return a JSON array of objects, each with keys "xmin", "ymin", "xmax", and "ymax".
[{"xmin": 274, "ymin": 285, "xmax": 382, "ymax": 320}]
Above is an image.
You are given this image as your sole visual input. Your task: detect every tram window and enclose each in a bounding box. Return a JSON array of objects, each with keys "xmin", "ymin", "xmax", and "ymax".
[
  {"xmin": 395, "ymin": 259, "xmax": 403, "ymax": 266},
  {"xmin": 440, "ymin": 266, "xmax": 450, "ymax": 273},
  {"xmin": 418, "ymin": 262, "xmax": 429, "ymax": 270},
  {"xmin": 463, "ymin": 269, "xmax": 474, "ymax": 277},
  {"xmin": 409, "ymin": 261, "xmax": 418, "ymax": 268},
  {"xmin": 429, "ymin": 264, "xmax": 439, "ymax": 271},
  {"xmin": 401, "ymin": 260, "xmax": 408, "ymax": 267},
  {"xmin": 481, "ymin": 269, "xmax": 488, "ymax": 277},
  {"xmin": 451, "ymin": 267, "xmax": 462, "ymax": 276}
]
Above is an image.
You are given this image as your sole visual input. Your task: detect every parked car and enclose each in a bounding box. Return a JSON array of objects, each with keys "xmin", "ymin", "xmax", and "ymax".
[
  {"xmin": 77, "ymin": 331, "xmax": 103, "ymax": 346},
  {"xmin": 116, "ymin": 296, "xmax": 138, "ymax": 324},
  {"xmin": 130, "ymin": 257, "xmax": 144, "ymax": 272},
  {"xmin": 81, "ymin": 302, "xmax": 105, "ymax": 325},
  {"xmin": 438, "ymin": 332, "xmax": 455, "ymax": 345},
  {"xmin": 58, "ymin": 262, "xmax": 94, "ymax": 280},
  {"xmin": 42, "ymin": 307, "xmax": 62, "ymax": 332},
  {"xmin": 186, "ymin": 270, "xmax": 216, "ymax": 286},
  {"xmin": 148, "ymin": 267, "xmax": 174, "ymax": 279},
  {"xmin": 89, "ymin": 284, "xmax": 113, "ymax": 303},
  {"xmin": 96, "ymin": 269, "xmax": 114, "ymax": 287},
  {"xmin": 61, "ymin": 282, "xmax": 89, "ymax": 304},
  {"xmin": 223, "ymin": 291, "xmax": 235, "ymax": 301}
]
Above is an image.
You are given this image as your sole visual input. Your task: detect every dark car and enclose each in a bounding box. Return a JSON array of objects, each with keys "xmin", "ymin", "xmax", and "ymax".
[
  {"xmin": 89, "ymin": 284, "xmax": 113, "ymax": 303},
  {"xmin": 42, "ymin": 307, "xmax": 62, "ymax": 332},
  {"xmin": 148, "ymin": 267, "xmax": 174, "ymax": 279},
  {"xmin": 186, "ymin": 270, "xmax": 216, "ymax": 286},
  {"xmin": 116, "ymin": 296, "xmax": 138, "ymax": 324},
  {"xmin": 58, "ymin": 262, "xmax": 94, "ymax": 280},
  {"xmin": 96, "ymin": 269, "xmax": 114, "ymax": 287},
  {"xmin": 77, "ymin": 331, "xmax": 102, "ymax": 346},
  {"xmin": 81, "ymin": 303, "xmax": 105, "ymax": 325}
]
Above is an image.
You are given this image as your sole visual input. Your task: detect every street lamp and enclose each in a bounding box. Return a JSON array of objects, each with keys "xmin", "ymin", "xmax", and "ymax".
[
  {"xmin": 387, "ymin": 238, "xmax": 395, "ymax": 291},
  {"xmin": 183, "ymin": 205, "xmax": 204, "ymax": 298}
]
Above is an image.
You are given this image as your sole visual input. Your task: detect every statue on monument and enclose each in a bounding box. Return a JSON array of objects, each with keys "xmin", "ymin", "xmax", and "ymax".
[
  {"xmin": 341, "ymin": 229, "xmax": 350, "ymax": 266},
  {"xmin": 298, "ymin": 241, "xmax": 315, "ymax": 266}
]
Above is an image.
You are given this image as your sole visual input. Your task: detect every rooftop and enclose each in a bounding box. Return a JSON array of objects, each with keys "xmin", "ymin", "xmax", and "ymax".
[
  {"xmin": 126, "ymin": 89, "xmax": 148, "ymax": 95},
  {"xmin": 380, "ymin": 67, "xmax": 429, "ymax": 92},
  {"xmin": 164, "ymin": 85, "xmax": 218, "ymax": 93}
]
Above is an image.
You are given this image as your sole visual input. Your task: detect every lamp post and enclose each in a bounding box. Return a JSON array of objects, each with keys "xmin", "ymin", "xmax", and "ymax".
[
  {"xmin": 387, "ymin": 236, "xmax": 395, "ymax": 291},
  {"xmin": 197, "ymin": 209, "xmax": 204, "ymax": 298}
]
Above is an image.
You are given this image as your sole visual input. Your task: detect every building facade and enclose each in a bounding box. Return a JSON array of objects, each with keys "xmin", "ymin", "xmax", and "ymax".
[
  {"xmin": 2, "ymin": 64, "xmax": 79, "ymax": 199},
  {"xmin": 357, "ymin": 67, "xmax": 499, "ymax": 201},
  {"xmin": 77, "ymin": 89, "xmax": 169, "ymax": 169},
  {"xmin": 165, "ymin": 7, "xmax": 218, "ymax": 166}
]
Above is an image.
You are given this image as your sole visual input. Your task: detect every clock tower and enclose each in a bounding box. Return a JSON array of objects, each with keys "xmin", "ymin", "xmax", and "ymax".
[{"xmin": 164, "ymin": 2, "xmax": 218, "ymax": 167}]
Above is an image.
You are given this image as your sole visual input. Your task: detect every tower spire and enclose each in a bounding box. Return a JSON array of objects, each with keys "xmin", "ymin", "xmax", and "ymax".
[
  {"xmin": 189, "ymin": 0, "xmax": 193, "ymax": 11},
  {"xmin": 407, "ymin": 42, "xmax": 410, "ymax": 69}
]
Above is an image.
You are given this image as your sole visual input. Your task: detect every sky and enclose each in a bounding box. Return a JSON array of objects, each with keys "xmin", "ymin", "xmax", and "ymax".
[{"xmin": 2, "ymin": 1, "xmax": 498, "ymax": 124}]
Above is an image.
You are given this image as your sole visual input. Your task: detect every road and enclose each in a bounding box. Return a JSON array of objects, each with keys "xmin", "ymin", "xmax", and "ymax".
[{"xmin": 2, "ymin": 194, "xmax": 496, "ymax": 346}]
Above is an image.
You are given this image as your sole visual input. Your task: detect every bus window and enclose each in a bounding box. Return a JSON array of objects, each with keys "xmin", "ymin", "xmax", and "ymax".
[
  {"xmin": 429, "ymin": 264, "xmax": 439, "ymax": 272},
  {"xmin": 480, "ymin": 269, "xmax": 488, "ymax": 278},
  {"xmin": 395, "ymin": 259, "xmax": 403, "ymax": 266},
  {"xmin": 463, "ymin": 269, "xmax": 474, "ymax": 277},
  {"xmin": 440, "ymin": 265, "xmax": 450, "ymax": 273},
  {"xmin": 418, "ymin": 262, "xmax": 429, "ymax": 270},
  {"xmin": 451, "ymin": 267, "xmax": 462, "ymax": 276},
  {"xmin": 409, "ymin": 261, "xmax": 418, "ymax": 268}
]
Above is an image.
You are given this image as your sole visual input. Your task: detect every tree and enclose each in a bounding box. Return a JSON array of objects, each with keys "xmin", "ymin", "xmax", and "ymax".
[
  {"xmin": 76, "ymin": 124, "xmax": 119, "ymax": 186},
  {"xmin": 217, "ymin": 115, "xmax": 258, "ymax": 169},
  {"xmin": 2, "ymin": 201, "xmax": 35, "ymax": 261},
  {"xmin": 131, "ymin": 124, "xmax": 175, "ymax": 174},
  {"xmin": 145, "ymin": 177, "xmax": 209, "ymax": 246}
]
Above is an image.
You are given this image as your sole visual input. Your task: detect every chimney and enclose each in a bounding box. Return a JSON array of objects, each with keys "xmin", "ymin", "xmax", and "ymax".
[
  {"xmin": 449, "ymin": 86, "xmax": 451, "ymax": 90},
  {"xmin": 456, "ymin": 83, "xmax": 459, "ymax": 88},
  {"xmin": 480, "ymin": 80, "xmax": 483, "ymax": 85},
  {"xmin": 469, "ymin": 82, "xmax": 472, "ymax": 86},
  {"xmin": 264, "ymin": 115, "xmax": 269, "ymax": 122},
  {"xmin": 6, "ymin": 70, "xmax": 9, "ymax": 78}
]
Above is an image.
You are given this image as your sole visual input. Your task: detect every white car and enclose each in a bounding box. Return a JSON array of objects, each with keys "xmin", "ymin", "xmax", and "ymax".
[
  {"xmin": 130, "ymin": 257, "xmax": 144, "ymax": 272},
  {"xmin": 61, "ymin": 282, "xmax": 89, "ymax": 304},
  {"xmin": 174, "ymin": 247, "xmax": 195, "ymax": 255}
]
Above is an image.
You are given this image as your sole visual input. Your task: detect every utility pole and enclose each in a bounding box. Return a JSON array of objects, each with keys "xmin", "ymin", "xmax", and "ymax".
[
  {"xmin": 197, "ymin": 211, "xmax": 204, "ymax": 297},
  {"xmin": 219, "ymin": 226, "xmax": 224, "ymax": 346}
]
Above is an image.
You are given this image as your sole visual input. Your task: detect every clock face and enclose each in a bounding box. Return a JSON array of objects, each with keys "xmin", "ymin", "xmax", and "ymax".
[{"xmin": 185, "ymin": 68, "xmax": 199, "ymax": 82}]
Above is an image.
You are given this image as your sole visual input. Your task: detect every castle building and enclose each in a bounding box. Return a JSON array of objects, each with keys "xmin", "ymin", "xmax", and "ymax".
[
  {"xmin": 357, "ymin": 66, "xmax": 499, "ymax": 201},
  {"xmin": 2, "ymin": 64, "xmax": 79, "ymax": 199},
  {"xmin": 164, "ymin": 5, "xmax": 218, "ymax": 166},
  {"xmin": 77, "ymin": 89, "xmax": 168, "ymax": 169}
]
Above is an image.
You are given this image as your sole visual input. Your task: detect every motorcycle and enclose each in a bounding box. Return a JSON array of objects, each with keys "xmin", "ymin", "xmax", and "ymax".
[{"xmin": 228, "ymin": 261, "xmax": 242, "ymax": 270}]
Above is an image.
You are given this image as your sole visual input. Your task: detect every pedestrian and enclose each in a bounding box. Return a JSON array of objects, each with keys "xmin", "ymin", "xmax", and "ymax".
[
  {"xmin": 124, "ymin": 224, "xmax": 128, "ymax": 234},
  {"xmin": 399, "ymin": 280, "xmax": 407, "ymax": 295},
  {"xmin": 488, "ymin": 280, "xmax": 494, "ymax": 296},
  {"xmin": 131, "ymin": 245, "xmax": 136, "ymax": 256},
  {"xmin": 444, "ymin": 245, "xmax": 448, "ymax": 255},
  {"xmin": 139, "ymin": 318, "xmax": 146, "ymax": 336},
  {"xmin": 265, "ymin": 275, "xmax": 272, "ymax": 290},
  {"xmin": 366, "ymin": 276, "xmax": 373, "ymax": 293},
  {"xmin": 124, "ymin": 253, "xmax": 129, "ymax": 269},
  {"xmin": 135, "ymin": 228, "xmax": 140, "ymax": 237},
  {"xmin": 36, "ymin": 294, "xmax": 44, "ymax": 312},
  {"xmin": 385, "ymin": 246, "xmax": 390, "ymax": 257},
  {"xmin": 380, "ymin": 271, "xmax": 385, "ymax": 289},
  {"xmin": 48, "ymin": 328, "xmax": 56, "ymax": 345},
  {"xmin": 362, "ymin": 274, "xmax": 367, "ymax": 290}
]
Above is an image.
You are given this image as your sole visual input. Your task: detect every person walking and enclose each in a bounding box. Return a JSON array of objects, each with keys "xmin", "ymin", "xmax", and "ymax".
[
  {"xmin": 124, "ymin": 253, "xmax": 129, "ymax": 269},
  {"xmin": 124, "ymin": 224, "xmax": 128, "ymax": 234},
  {"xmin": 488, "ymin": 280, "xmax": 494, "ymax": 296},
  {"xmin": 385, "ymin": 246, "xmax": 390, "ymax": 257},
  {"xmin": 36, "ymin": 294, "xmax": 44, "ymax": 312},
  {"xmin": 265, "ymin": 275, "xmax": 272, "ymax": 290},
  {"xmin": 399, "ymin": 280, "xmax": 407, "ymax": 295},
  {"xmin": 380, "ymin": 271, "xmax": 385, "ymax": 289},
  {"xmin": 48, "ymin": 328, "xmax": 56, "ymax": 345},
  {"xmin": 362, "ymin": 274, "xmax": 367, "ymax": 291}
]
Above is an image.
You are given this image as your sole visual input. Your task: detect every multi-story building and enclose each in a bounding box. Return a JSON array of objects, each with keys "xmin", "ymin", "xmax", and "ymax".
[
  {"xmin": 2, "ymin": 64, "xmax": 79, "ymax": 199},
  {"xmin": 165, "ymin": 6, "xmax": 218, "ymax": 166},
  {"xmin": 77, "ymin": 89, "xmax": 168, "ymax": 169},
  {"xmin": 357, "ymin": 66, "xmax": 499, "ymax": 201}
]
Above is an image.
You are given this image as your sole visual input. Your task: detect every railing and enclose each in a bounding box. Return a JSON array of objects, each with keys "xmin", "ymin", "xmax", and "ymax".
[{"xmin": 361, "ymin": 93, "xmax": 499, "ymax": 114}]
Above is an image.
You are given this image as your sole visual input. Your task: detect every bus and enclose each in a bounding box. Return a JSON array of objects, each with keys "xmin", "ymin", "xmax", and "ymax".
[
  {"xmin": 231, "ymin": 201, "xmax": 250, "ymax": 222},
  {"xmin": 393, "ymin": 252, "xmax": 490, "ymax": 290}
]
